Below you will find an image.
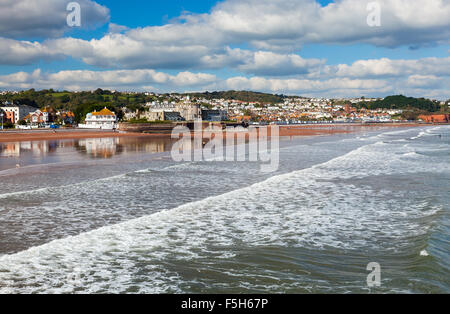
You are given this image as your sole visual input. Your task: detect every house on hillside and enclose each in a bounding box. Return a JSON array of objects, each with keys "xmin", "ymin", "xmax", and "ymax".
[
  {"xmin": 201, "ymin": 110, "xmax": 228, "ymax": 122},
  {"xmin": 57, "ymin": 111, "xmax": 75, "ymax": 125}
]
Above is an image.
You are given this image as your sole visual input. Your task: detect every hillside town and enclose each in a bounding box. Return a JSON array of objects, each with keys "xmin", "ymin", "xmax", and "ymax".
[{"xmin": 1, "ymin": 92, "xmax": 449, "ymax": 130}]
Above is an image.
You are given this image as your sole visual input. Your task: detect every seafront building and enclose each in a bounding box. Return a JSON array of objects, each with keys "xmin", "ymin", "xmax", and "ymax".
[
  {"xmin": 78, "ymin": 107, "xmax": 118, "ymax": 130},
  {"xmin": 175, "ymin": 103, "xmax": 201, "ymax": 121},
  {"xmin": 140, "ymin": 102, "xmax": 201, "ymax": 122},
  {"xmin": 24, "ymin": 107, "xmax": 56, "ymax": 126},
  {"xmin": 0, "ymin": 102, "xmax": 36, "ymax": 124}
]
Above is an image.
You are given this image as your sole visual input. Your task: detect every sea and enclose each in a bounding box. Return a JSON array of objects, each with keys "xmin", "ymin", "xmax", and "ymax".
[{"xmin": 0, "ymin": 125, "xmax": 448, "ymax": 294}]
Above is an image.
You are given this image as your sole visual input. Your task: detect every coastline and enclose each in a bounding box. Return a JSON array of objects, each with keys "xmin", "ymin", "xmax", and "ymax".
[{"xmin": 0, "ymin": 123, "xmax": 427, "ymax": 143}]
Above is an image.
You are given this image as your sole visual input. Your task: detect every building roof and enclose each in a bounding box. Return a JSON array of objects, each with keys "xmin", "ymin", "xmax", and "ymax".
[
  {"xmin": 92, "ymin": 108, "xmax": 115, "ymax": 116},
  {"xmin": 62, "ymin": 111, "xmax": 75, "ymax": 117}
]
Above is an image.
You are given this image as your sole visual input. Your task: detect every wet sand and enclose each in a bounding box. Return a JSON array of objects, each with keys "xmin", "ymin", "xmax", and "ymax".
[
  {"xmin": 0, "ymin": 130, "xmax": 160, "ymax": 143},
  {"xmin": 0, "ymin": 123, "xmax": 423, "ymax": 143},
  {"xmin": 276, "ymin": 123, "xmax": 423, "ymax": 137}
]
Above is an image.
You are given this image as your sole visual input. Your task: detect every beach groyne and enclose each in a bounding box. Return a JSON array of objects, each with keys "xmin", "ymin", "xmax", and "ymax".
[
  {"xmin": 118, "ymin": 122, "xmax": 244, "ymax": 133},
  {"xmin": 118, "ymin": 123, "xmax": 178, "ymax": 134}
]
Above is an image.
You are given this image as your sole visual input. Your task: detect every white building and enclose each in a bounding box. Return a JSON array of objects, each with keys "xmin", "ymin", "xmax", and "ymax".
[{"xmin": 79, "ymin": 108, "xmax": 117, "ymax": 130}]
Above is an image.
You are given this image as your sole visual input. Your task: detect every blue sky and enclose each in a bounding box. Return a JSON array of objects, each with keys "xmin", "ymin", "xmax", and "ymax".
[
  {"xmin": 0, "ymin": 0, "xmax": 449, "ymax": 99},
  {"xmin": 96, "ymin": 0, "xmax": 221, "ymax": 28}
]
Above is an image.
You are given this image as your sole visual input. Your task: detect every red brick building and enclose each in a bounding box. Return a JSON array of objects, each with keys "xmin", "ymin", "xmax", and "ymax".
[{"xmin": 0, "ymin": 108, "xmax": 15, "ymax": 124}]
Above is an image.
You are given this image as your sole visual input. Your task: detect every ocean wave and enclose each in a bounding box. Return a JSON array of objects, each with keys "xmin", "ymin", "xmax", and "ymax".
[{"xmin": 0, "ymin": 133, "xmax": 443, "ymax": 293}]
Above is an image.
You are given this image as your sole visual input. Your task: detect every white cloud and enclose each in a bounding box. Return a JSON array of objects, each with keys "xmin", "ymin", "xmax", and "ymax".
[
  {"xmin": 0, "ymin": 38, "xmax": 64, "ymax": 65},
  {"xmin": 0, "ymin": 67, "xmax": 448, "ymax": 99},
  {"xmin": 61, "ymin": 0, "xmax": 450, "ymax": 69},
  {"xmin": 0, "ymin": 35, "xmax": 325, "ymax": 76},
  {"xmin": 238, "ymin": 51, "xmax": 324, "ymax": 76},
  {"xmin": 210, "ymin": 0, "xmax": 450, "ymax": 49},
  {"xmin": 0, "ymin": 69, "xmax": 216, "ymax": 91},
  {"xmin": 314, "ymin": 57, "xmax": 450, "ymax": 79},
  {"xmin": 222, "ymin": 75, "xmax": 450, "ymax": 99},
  {"xmin": 224, "ymin": 76, "xmax": 388, "ymax": 93},
  {"xmin": 0, "ymin": 0, "xmax": 110, "ymax": 39},
  {"xmin": 407, "ymin": 75, "xmax": 442, "ymax": 88},
  {"xmin": 3, "ymin": 0, "xmax": 449, "ymax": 70},
  {"xmin": 0, "ymin": 0, "xmax": 449, "ymax": 99},
  {"xmin": 108, "ymin": 23, "xmax": 129, "ymax": 34}
]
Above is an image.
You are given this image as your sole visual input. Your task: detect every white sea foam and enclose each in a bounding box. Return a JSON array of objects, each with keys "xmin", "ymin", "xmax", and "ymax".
[
  {"xmin": 0, "ymin": 127, "xmax": 443, "ymax": 293},
  {"xmin": 410, "ymin": 132, "xmax": 428, "ymax": 140},
  {"xmin": 0, "ymin": 173, "xmax": 128, "ymax": 200},
  {"xmin": 402, "ymin": 152, "xmax": 420, "ymax": 157}
]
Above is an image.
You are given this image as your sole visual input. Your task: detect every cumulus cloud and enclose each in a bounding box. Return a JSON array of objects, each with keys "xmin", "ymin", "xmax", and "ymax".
[
  {"xmin": 0, "ymin": 68, "xmax": 390, "ymax": 96},
  {"xmin": 314, "ymin": 57, "xmax": 450, "ymax": 79},
  {"xmin": 98, "ymin": 0, "xmax": 450, "ymax": 57},
  {"xmin": 0, "ymin": 69, "xmax": 217, "ymax": 91},
  {"xmin": 3, "ymin": 0, "xmax": 449, "ymax": 71},
  {"xmin": 0, "ymin": 35, "xmax": 325, "ymax": 76},
  {"xmin": 221, "ymin": 75, "xmax": 450, "ymax": 99},
  {"xmin": 0, "ymin": 0, "xmax": 449, "ymax": 98},
  {"xmin": 108, "ymin": 23, "xmax": 129, "ymax": 34},
  {"xmin": 407, "ymin": 75, "xmax": 442, "ymax": 88},
  {"xmin": 209, "ymin": 0, "xmax": 450, "ymax": 49},
  {"xmin": 0, "ymin": 67, "xmax": 448, "ymax": 99},
  {"xmin": 0, "ymin": 38, "xmax": 64, "ymax": 65},
  {"xmin": 64, "ymin": 0, "xmax": 450, "ymax": 69},
  {"xmin": 238, "ymin": 51, "xmax": 324, "ymax": 76},
  {"xmin": 224, "ymin": 76, "xmax": 388, "ymax": 93},
  {"xmin": 0, "ymin": 0, "xmax": 110, "ymax": 39}
]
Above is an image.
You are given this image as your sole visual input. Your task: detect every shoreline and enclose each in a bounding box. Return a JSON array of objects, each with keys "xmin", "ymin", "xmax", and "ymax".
[{"xmin": 0, "ymin": 123, "xmax": 430, "ymax": 143}]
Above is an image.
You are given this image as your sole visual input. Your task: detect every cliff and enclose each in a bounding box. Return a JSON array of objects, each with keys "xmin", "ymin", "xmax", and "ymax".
[{"xmin": 419, "ymin": 114, "xmax": 450, "ymax": 123}]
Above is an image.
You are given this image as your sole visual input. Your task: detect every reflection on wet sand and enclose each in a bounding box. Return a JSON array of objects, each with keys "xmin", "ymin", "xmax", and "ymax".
[
  {"xmin": 0, "ymin": 141, "xmax": 60, "ymax": 158},
  {"xmin": 0, "ymin": 137, "xmax": 175, "ymax": 159},
  {"xmin": 75, "ymin": 137, "xmax": 174, "ymax": 158},
  {"xmin": 0, "ymin": 143, "xmax": 20, "ymax": 157},
  {"xmin": 76, "ymin": 138, "xmax": 122, "ymax": 159},
  {"xmin": 0, "ymin": 136, "xmax": 176, "ymax": 171}
]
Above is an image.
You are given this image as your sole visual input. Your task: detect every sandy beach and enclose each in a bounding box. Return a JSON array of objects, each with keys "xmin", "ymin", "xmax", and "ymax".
[
  {"xmin": 0, "ymin": 129, "xmax": 156, "ymax": 143},
  {"xmin": 0, "ymin": 123, "xmax": 424, "ymax": 143}
]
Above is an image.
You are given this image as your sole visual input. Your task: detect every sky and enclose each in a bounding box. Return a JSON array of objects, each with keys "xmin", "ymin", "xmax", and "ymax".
[{"xmin": 0, "ymin": 0, "xmax": 449, "ymax": 99}]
